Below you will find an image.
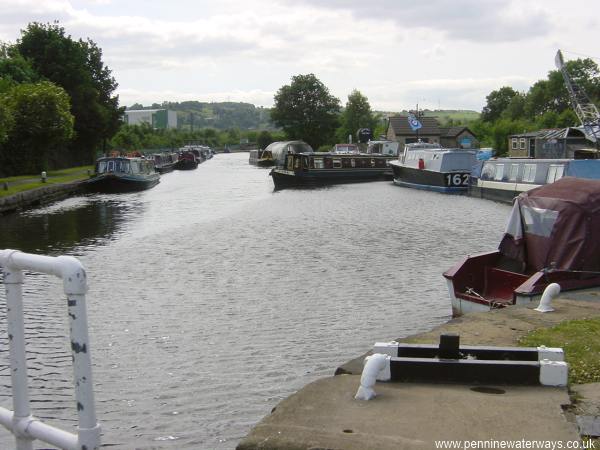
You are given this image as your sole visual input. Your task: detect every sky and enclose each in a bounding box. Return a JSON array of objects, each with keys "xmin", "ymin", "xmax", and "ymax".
[{"xmin": 0, "ymin": 0, "xmax": 598, "ymax": 112}]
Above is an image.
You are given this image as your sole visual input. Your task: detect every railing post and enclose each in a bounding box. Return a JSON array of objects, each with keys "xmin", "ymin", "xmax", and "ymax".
[
  {"xmin": 0, "ymin": 250, "xmax": 101, "ymax": 450},
  {"xmin": 3, "ymin": 261, "xmax": 34, "ymax": 450},
  {"xmin": 61, "ymin": 255, "xmax": 101, "ymax": 448}
]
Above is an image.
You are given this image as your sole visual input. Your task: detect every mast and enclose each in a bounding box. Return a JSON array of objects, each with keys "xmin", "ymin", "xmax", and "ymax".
[{"xmin": 555, "ymin": 50, "xmax": 600, "ymax": 144}]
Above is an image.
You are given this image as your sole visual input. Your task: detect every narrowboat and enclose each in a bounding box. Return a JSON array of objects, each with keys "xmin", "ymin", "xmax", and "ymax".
[
  {"xmin": 469, "ymin": 158, "xmax": 600, "ymax": 204},
  {"xmin": 389, "ymin": 142, "xmax": 477, "ymax": 192},
  {"xmin": 444, "ymin": 177, "xmax": 600, "ymax": 316},
  {"xmin": 268, "ymin": 141, "xmax": 395, "ymax": 189},
  {"xmin": 153, "ymin": 152, "xmax": 178, "ymax": 174},
  {"xmin": 86, "ymin": 156, "xmax": 160, "ymax": 193},
  {"xmin": 174, "ymin": 151, "xmax": 199, "ymax": 170},
  {"xmin": 249, "ymin": 149, "xmax": 275, "ymax": 167}
]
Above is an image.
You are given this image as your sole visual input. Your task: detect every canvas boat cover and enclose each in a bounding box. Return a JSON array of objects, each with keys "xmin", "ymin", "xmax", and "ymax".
[
  {"xmin": 266, "ymin": 141, "xmax": 314, "ymax": 166},
  {"xmin": 499, "ymin": 177, "xmax": 600, "ymax": 272}
]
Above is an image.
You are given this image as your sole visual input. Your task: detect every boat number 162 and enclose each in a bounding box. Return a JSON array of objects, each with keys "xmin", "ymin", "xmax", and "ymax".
[{"xmin": 445, "ymin": 173, "xmax": 469, "ymax": 186}]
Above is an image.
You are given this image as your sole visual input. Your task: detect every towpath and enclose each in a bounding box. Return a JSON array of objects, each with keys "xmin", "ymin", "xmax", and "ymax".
[{"xmin": 238, "ymin": 291, "xmax": 600, "ymax": 450}]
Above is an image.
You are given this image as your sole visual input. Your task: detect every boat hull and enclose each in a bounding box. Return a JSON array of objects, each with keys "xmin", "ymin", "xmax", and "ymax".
[
  {"xmin": 155, "ymin": 163, "xmax": 176, "ymax": 174},
  {"xmin": 175, "ymin": 159, "xmax": 198, "ymax": 170},
  {"xmin": 270, "ymin": 167, "xmax": 390, "ymax": 189},
  {"xmin": 443, "ymin": 251, "xmax": 600, "ymax": 317},
  {"xmin": 390, "ymin": 164, "xmax": 470, "ymax": 193},
  {"xmin": 85, "ymin": 173, "xmax": 160, "ymax": 193}
]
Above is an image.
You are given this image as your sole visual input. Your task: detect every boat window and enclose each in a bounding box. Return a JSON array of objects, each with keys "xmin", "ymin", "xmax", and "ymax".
[
  {"xmin": 96, "ymin": 161, "xmax": 107, "ymax": 173},
  {"xmin": 333, "ymin": 158, "xmax": 342, "ymax": 168},
  {"xmin": 522, "ymin": 164, "xmax": 536, "ymax": 182},
  {"xmin": 481, "ymin": 163, "xmax": 495, "ymax": 180},
  {"xmin": 302, "ymin": 156, "xmax": 309, "ymax": 169},
  {"xmin": 314, "ymin": 158, "xmax": 324, "ymax": 169},
  {"xmin": 107, "ymin": 160, "xmax": 115, "ymax": 173},
  {"xmin": 494, "ymin": 164, "xmax": 504, "ymax": 181},
  {"xmin": 521, "ymin": 205, "xmax": 559, "ymax": 238},
  {"xmin": 351, "ymin": 158, "xmax": 356, "ymax": 168},
  {"xmin": 546, "ymin": 165, "xmax": 565, "ymax": 184},
  {"xmin": 130, "ymin": 161, "xmax": 140, "ymax": 173},
  {"xmin": 509, "ymin": 164, "xmax": 519, "ymax": 181}
]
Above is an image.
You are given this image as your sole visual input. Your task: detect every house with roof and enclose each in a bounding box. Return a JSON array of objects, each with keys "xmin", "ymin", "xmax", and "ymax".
[
  {"xmin": 508, "ymin": 127, "xmax": 597, "ymax": 159},
  {"xmin": 439, "ymin": 126, "xmax": 479, "ymax": 149},
  {"xmin": 386, "ymin": 116, "xmax": 479, "ymax": 148}
]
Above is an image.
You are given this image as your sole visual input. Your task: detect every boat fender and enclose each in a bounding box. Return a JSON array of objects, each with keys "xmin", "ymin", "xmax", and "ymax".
[
  {"xmin": 534, "ymin": 283, "xmax": 561, "ymax": 313},
  {"xmin": 355, "ymin": 353, "xmax": 390, "ymax": 401},
  {"xmin": 418, "ymin": 158, "xmax": 425, "ymax": 170}
]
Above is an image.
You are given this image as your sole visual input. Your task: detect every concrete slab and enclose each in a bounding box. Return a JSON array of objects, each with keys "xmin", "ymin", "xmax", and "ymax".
[{"xmin": 238, "ymin": 375, "xmax": 578, "ymax": 450}]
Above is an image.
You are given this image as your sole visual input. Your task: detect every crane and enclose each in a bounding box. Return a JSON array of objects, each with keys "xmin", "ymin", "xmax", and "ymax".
[{"xmin": 555, "ymin": 49, "xmax": 600, "ymax": 143}]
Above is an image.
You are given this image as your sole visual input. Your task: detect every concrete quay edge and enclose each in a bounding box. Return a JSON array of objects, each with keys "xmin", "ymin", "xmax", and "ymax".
[{"xmin": 238, "ymin": 291, "xmax": 600, "ymax": 450}]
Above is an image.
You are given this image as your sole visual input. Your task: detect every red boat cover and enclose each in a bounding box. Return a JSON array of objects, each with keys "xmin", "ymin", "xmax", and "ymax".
[{"xmin": 499, "ymin": 177, "xmax": 600, "ymax": 272}]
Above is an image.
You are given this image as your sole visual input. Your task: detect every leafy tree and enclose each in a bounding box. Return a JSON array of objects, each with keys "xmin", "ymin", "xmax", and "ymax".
[
  {"xmin": 2, "ymin": 81, "xmax": 74, "ymax": 174},
  {"xmin": 501, "ymin": 92, "xmax": 527, "ymax": 121},
  {"xmin": 15, "ymin": 22, "xmax": 124, "ymax": 164},
  {"xmin": 0, "ymin": 44, "xmax": 39, "ymax": 89},
  {"xmin": 336, "ymin": 89, "xmax": 377, "ymax": 143},
  {"xmin": 271, "ymin": 73, "xmax": 341, "ymax": 149},
  {"xmin": 257, "ymin": 130, "xmax": 273, "ymax": 149},
  {"xmin": 0, "ymin": 96, "xmax": 13, "ymax": 144},
  {"xmin": 481, "ymin": 87, "xmax": 518, "ymax": 122}
]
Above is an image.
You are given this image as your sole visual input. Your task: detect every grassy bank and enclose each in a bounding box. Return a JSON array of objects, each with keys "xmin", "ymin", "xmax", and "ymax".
[
  {"xmin": 0, "ymin": 166, "xmax": 92, "ymax": 198},
  {"xmin": 518, "ymin": 318, "xmax": 600, "ymax": 384}
]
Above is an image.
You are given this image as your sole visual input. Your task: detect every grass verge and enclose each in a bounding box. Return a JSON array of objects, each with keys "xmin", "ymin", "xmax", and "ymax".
[
  {"xmin": 518, "ymin": 318, "xmax": 600, "ymax": 384},
  {"xmin": 0, "ymin": 166, "xmax": 92, "ymax": 198}
]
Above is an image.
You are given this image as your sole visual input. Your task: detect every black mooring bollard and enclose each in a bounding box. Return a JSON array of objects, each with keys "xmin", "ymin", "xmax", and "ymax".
[{"xmin": 439, "ymin": 333, "xmax": 460, "ymax": 359}]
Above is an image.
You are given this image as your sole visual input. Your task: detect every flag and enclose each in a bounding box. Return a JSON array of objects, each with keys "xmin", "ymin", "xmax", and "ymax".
[{"xmin": 407, "ymin": 113, "xmax": 422, "ymax": 131}]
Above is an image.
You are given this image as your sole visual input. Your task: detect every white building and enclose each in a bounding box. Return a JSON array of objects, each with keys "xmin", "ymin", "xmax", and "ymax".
[{"xmin": 124, "ymin": 109, "xmax": 178, "ymax": 129}]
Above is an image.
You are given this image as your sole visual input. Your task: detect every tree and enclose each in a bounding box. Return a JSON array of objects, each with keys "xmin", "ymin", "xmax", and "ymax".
[
  {"xmin": 15, "ymin": 22, "xmax": 124, "ymax": 164},
  {"xmin": 271, "ymin": 74, "xmax": 341, "ymax": 149},
  {"xmin": 2, "ymin": 81, "xmax": 74, "ymax": 174},
  {"xmin": 336, "ymin": 89, "xmax": 377, "ymax": 143},
  {"xmin": 0, "ymin": 44, "xmax": 39, "ymax": 89},
  {"xmin": 481, "ymin": 87, "xmax": 518, "ymax": 122},
  {"xmin": 257, "ymin": 130, "xmax": 273, "ymax": 150}
]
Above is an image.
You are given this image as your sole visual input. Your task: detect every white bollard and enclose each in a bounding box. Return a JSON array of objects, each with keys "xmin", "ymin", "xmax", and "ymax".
[
  {"xmin": 355, "ymin": 353, "xmax": 390, "ymax": 401},
  {"xmin": 535, "ymin": 283, "xmax": 561, "ymax": 312}
]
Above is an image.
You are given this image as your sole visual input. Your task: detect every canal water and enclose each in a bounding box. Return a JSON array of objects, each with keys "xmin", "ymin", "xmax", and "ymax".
[{"xmin": 0, "ymin": 153, "xmax": 511, "ymax": 449}]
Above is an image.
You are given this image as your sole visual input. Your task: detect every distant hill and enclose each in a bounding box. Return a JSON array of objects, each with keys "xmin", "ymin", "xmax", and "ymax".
[
  {"xmin": 126, "ymin": 102, "xmax": 480, "ymax": 130},
  {"xmin": 394, "ymin": 109, "xmax": 480, "ymax": 124},
  {"xmin": 126, "ymin": 101, "xmax": 275, "ymax": 130}
]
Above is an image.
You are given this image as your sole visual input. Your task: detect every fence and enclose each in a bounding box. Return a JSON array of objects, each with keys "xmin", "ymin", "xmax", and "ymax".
[{"xmin": 0, "ymin": 249, "xmax": 100, "ymax": 450}]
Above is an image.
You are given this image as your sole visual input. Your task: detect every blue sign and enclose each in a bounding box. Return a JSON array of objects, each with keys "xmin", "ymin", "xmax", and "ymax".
[{"xmin": 408, "ymin": 113, "xmax": 422, "ymax": 131}]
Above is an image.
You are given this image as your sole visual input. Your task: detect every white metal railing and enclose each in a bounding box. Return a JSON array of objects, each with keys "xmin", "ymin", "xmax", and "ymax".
[{"xmin": 0, "ymin": 249, "xmax": 101, "ymax": 450}]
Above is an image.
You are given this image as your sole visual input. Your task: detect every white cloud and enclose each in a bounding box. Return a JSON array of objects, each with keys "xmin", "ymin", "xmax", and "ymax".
[{"xmin": 0, "ymin": 0, "xmax": 597, "ymax": 111}]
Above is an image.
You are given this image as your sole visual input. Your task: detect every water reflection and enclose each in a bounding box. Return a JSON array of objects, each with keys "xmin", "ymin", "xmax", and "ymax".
[{"xmin": 0, "ymin": 196, "xmax": 144, "ymax": 254}]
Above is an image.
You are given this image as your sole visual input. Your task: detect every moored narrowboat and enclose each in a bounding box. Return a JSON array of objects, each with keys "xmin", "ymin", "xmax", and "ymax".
[
  {"xmin": 469, "ymin": 158, "xmax": 600, "ymax": 204},
  {"xmin": 270, "ymin": 150, "xmax": 395, "ymax": 189},
  {"xmin": 174, "ymin": 151, "xmax": 199, "ymax": 170},
  {"xmin": 153, "ymin": 152, "xmax": 178, "ymax": 174},
  {"xmin": 86, "ymin": 156, "xmax": 160, "ymax": 193},
  {"xmin": 389, "ymin": 142, "xmax": 477, "ymax": 193}
]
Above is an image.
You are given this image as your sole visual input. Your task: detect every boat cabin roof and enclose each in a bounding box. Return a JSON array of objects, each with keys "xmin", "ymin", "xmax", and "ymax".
[{"xmin": 499, "ymin": 177, "xmax": 600, "ymax": 273}]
